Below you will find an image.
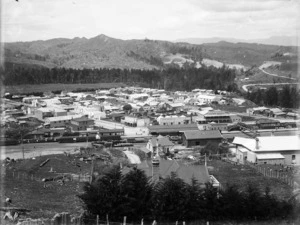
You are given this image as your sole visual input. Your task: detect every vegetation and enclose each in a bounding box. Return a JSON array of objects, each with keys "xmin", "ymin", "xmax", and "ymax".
[
  {"xmin": 3, "ymin": 62, "xmax": 238, "ymax": 92},
  {"xmin": 245, "ymin": 86, "xmax": 300, "ymax": 108},
  {"xmin": 79, "ymin": 166, "xmax": 298, "ymax": 223}
]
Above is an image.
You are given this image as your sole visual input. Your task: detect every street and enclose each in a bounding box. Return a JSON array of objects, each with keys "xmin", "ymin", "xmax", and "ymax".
[{"xmin": 1, "ymin": 142, "xmax": 92, "ymax": 160}]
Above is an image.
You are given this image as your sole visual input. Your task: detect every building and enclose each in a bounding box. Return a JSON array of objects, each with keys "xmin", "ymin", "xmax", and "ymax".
[
  {"xmin": 125, "ymin": 159, "xmax": 220, "ymax": 189},
  {"xmin": 146, "ymin": 136, "xmax": 174, "ymax": 155},
  {"xmin": 156, "ymin": 115, "xmax": 190, "ymax": 126},
  {"xmin": 232, "ymin": 136, "xmax": 300, "ymax": 165},
  {"xmin": 45, "ymin": 115, "xmax": 83, "ymax": 128},
  {"xmin": 35, "ymin": 108, "xmax": 54, "ymax": 120},
  {"xmin": 148, "ymin": 124, "xmax": 199, "ymax": 136},
  {"xmin": 121, "ymin": 115, "xmax": 150, "ymax": 127},
  {"xmin": 182, "ymin": 130, "xmax": 223, "ymax": 147},
  {"xmin": 70, "ymin": 117, "xmax": 95, "ymax": 131}
]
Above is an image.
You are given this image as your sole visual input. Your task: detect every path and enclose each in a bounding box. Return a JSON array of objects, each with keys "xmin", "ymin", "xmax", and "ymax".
[
  {"xmin": 242, "ymin": 82, "xmax": 299, "ymax": 92},
  {"xmin": 1, "ymin": 142, "xmax": 91, "ymax": 160},
  {"xmin": 241, "ymin": 67, "xmax": 298, "ymax": 92},
  {"xmin": 259, "ymin": 68, "xmax": 297, "ymax": 81}
]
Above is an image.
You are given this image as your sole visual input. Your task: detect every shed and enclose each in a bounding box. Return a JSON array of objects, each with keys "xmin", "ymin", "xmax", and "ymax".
[{"xmin": 182, "ymin": 130, "xmax": 223, "ymax": 147}]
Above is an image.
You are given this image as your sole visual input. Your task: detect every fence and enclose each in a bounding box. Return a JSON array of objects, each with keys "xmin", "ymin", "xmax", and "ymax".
[
  {"xmin": 4, "ymin": 171, "xmax": 91, "ymax": 183},
  {"xmin": 245, "ymin": 162, "xmax": 297, "ymax": 188},
  {"xmin": 12, "ymin": 215, "xmax": 215, "ymax": 225}
]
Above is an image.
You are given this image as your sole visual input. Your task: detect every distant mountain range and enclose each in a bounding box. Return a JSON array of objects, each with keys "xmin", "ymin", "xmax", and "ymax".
[
  {"xmin": 4, "ymin": 34, "xmax": 298, "ymax": 70},
  {"xmin": 175, "ymin": 36, "xmax": 298, "ymax": 47}
]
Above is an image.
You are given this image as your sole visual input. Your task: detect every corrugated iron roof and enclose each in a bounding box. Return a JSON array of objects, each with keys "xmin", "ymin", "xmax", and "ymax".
[{"xmin": 183, "ymin": 130, "xmax": 223, "ymax": 140}]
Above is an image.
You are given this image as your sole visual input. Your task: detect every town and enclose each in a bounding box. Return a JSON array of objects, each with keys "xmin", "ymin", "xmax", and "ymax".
[
  {"xmin": 2, "ymin": 0, "xmax": 300, "ymax": 223},
  {"xmin": 1, "ymin": 85, "xmax": 300, "ymax": 223}
]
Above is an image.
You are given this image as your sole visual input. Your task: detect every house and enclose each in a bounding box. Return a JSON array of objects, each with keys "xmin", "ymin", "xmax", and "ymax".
[
  {"xmin": 45, "ymin": 115, "xmax": 83, "ymax": 128},
  {"xmin": 203, "ymin": 111, "xmax": 232, "ymax": 123},
  {"xmin": 23, "ymin": 127, "xmax": 65, "ymax": 140},
  {"xmin": 265, "ymin": 108, "xmax": 286, "ymax": 118},
  {"xmin": 246, "ymin": 107, "xmax": 268, "ymax": 115},
  {"xmin": 286, "ymin": 112, "xmax": 298, "ymax": 120},
  {"xmin": 121, "ymin": 115, "xmax": 150, "ymax": 127},
  {"xmin": 156, "ymin": 115, "xmax": 190, "ymax": 126},
  {"xmin": 70, "ymin": 117, "xmax": 95, "ymax": 131},
  {"xmin": 232, "ymin": 136, "xmax": 300, "ymax": 165},
  {"xmin": 146, "ymin": 136, "xmax": 174, "ymax": 155},
  {"xmin": 148, "ymin": 124, "xmax": 199, "ymax": 136},
  {"xmin": 182, "ymin": 130, "xmax": 223, "ymax": 147},
  {"xmin": 125, "ymin": 159, "xmax": 220, "ymax": 188},
  {"xmin": 195, "ymin": 94, "xmax": 222, "ymax": 105},
  {"xmin": 107, "ymin": 112, "xmax": 125, "ymax": 122},
  {"xmin": 35, "ymin": 108, "xmax": 54, "ymax": 120}
]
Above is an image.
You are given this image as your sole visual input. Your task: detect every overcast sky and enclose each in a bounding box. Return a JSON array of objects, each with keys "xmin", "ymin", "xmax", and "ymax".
[{"xmin": 2, "ymin": 0, "xmax": 300, "ymax": 42}]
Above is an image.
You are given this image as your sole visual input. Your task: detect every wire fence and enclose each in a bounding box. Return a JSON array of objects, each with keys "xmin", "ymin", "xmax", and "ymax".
[
  {"xmin": 4, "ymin": 170, "xmax": 91, "ymax": 183},
  {"xmin": 245, "ymin": 161, "xmax": 298, "ymax": 189}
]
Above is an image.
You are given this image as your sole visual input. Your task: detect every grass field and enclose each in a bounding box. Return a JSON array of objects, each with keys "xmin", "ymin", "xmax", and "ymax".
[
  {"xmin": 4, "ymin": 83, "xmax": 126, "ymax": 94},
  {"xmin": 2, "ymin": 147, "xmax": 128, "ymax": 219},
  {"xmin": 207, "ymin": 160, "xmax": 293, "ymax": 200},
  {"xmin": 2, "ymin": 152, "xmax": 295, "ymax": 220}
]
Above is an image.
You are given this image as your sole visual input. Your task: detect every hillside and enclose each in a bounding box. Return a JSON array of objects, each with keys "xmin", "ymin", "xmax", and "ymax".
[
  {"xmin": 4, "ymin": 34, "xmax": 298, "ymax": 70},
  {"xmin": 176, "ymin": 35, "xmax": 299, "ymax": 47}
]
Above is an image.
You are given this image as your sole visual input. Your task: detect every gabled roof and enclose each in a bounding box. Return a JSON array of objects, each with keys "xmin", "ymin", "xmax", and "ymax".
[
  {"xmin": 135, "ymin": 159, "xmax": 210, "ymax": 184},
  {"xmin": 183, "ymin": 130, "xmax": 223, "ymax": 140},
  {"xmin": 149, "ymin": 136, "xmax": 174, "ymax": 147},
  {"xmin": 256, "ymin": 153, "xmax": 285, "ymax": 159},
  {"xmin": 148, "ymin": 124, "xmax": 198, "ymax": 133},
  {"xmin": 232, "ymin": 136, "xmax": 300, "ymax": 152}
]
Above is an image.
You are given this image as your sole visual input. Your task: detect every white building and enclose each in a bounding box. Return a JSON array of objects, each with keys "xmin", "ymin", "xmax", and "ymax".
[
  {"xmin": 121, "ymin": 115, "xmax": 150, "ymax": 127},
  {"xmin": 157, "ymin": 115, "xmax": 190, "ymax": 126},
  {"xmin": 232, "ymin": 136, "xmax": 300, "ymax": 165}
]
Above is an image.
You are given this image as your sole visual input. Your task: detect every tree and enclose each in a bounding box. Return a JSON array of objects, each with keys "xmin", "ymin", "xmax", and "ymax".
[
  {"xmin": 120, "ymin": 168, "xmax": 152, "ymax": 221},
  {"xmin": 123, "ymin": 104, "xmax": 132, "ymax": 112},
  {"xmin": 279, "ymin": 86, "xmax": 292, "ymax": 108},
  {"xmin": 185, "ymin": 177, "xmax": 204, "ymax": 221},
  {"xmin": 79, "ymin": 165, "xmax": 124, "ymax": 221},
  {"xmin": 151, "ymin": 172, "xmax": 188, "ymax": 221},
  {"xmin": 264, "ymin": 87, "xmax": 278, "ymax": 106}
]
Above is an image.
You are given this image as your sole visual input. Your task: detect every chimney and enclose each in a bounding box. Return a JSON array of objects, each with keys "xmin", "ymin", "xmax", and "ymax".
[{"xmin": 255, "ymin": 138, "xmax": 259, "ymax": 150}]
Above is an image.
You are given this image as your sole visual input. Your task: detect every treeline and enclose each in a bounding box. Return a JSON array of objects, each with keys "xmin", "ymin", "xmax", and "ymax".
[
  {"xmin": 3, "ymin": 62, "xmax": 237, "ymax": 92},
  {"xmin": 246, "ymin": 86, "xmax": 300, "ymax": 109},
  {"xmin": 79, "ymin": 166, "xmax": 298, "ymax": 224}
]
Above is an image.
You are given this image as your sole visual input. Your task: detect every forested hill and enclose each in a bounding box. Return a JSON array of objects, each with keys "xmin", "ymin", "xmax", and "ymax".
[
  {"xmin": 4, "ymin": 34, "xmax": 297, "ymax": 70},
  {"xmin": 2, "ymin": 62, "xmax": 237, "ymax": 92}
]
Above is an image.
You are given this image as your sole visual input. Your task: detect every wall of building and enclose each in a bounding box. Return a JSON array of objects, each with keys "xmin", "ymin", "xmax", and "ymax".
[
  {"xmin": 184, "ymin": 138, "xmax": 222, "ymax": 147},
  {"xmin": 158, "ymin": 116, "xmax": 189, "ymax": 126},
  {"xmin": 257, "ymin": 158, "xmax": 284, "ymax": 165},
  {"xmin": 281, "ymin": 151, "xmax": 300, "ymax": 165},
  {"xmin": 137, "ymin": 118, "xmax": 150, "ymax": 127}
]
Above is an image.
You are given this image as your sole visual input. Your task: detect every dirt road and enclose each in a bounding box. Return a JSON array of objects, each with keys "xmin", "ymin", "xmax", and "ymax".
[{"xmin": 1, "ymin": 142, "xmax": 91, "ymax": 160}]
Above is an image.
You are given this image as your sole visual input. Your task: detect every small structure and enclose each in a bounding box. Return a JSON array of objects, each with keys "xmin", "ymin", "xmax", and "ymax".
[
  {"xmin": 182, "ymin": 130, "xmax": 223, "ymax": 147},
  {"xmin": 70, "ymin": 117, "xmax": 95, "ymax": 131},
  {"xmin": 146, "ymin": 135, "xmax": 174, "ymax": 156},
  {"xmin": 232, "ymin": 135, "xmax": 300, "ymax": 165}
]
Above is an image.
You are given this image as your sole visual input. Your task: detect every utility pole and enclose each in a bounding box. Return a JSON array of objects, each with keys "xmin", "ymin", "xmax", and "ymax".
[
  {"xmin": 20, "ymin": 129, "xmax": 25, "ymax": 160},
  {"xmin": 90, "ymin": 157, "xmax": 94, "ymax": 184}
]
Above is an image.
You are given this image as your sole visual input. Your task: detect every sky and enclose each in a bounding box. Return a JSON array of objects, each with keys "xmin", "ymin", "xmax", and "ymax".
[{"xmin": 2, "ymin": 0, "xmax": 300, "ymax": 42}]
